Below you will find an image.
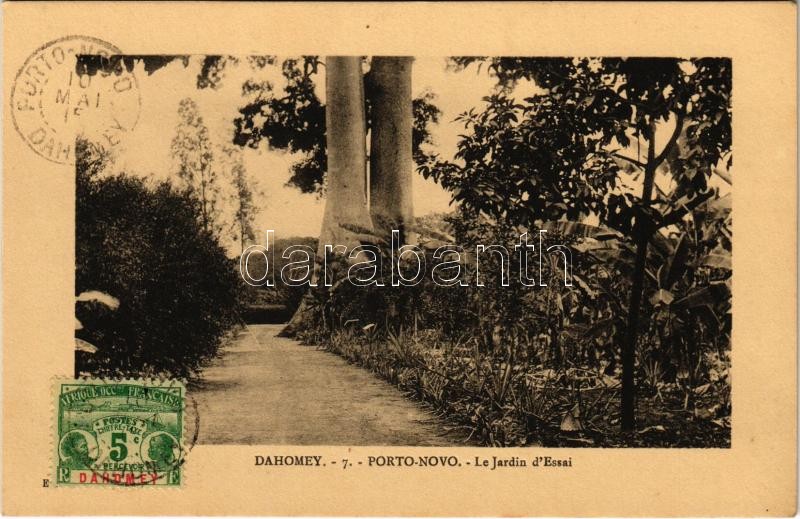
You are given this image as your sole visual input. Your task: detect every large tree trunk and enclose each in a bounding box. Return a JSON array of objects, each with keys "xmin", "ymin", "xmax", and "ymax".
[
  {"xmin": 620, "ymin": 121, "xmax": 657, "ymax": 432},
  {"xmin": 368, "ymin": 57, "xmax": 414, "ymax": 244},
  {"xmin": 282, "ymin": 56, "xmax": 371, "ymax": 336},
  {"xmin": 317, "ymin": 56, "xmax": 371, "ymax": 251}
]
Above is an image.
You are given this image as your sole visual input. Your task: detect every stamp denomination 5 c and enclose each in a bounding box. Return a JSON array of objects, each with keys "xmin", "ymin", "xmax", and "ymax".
[
  {"xmin": 10, "ymin": 35, "xmax": 140, "ymax": 164},
  {"xmin": 56, "ymin": 379, "xmax": 184, "ymax": 486}
]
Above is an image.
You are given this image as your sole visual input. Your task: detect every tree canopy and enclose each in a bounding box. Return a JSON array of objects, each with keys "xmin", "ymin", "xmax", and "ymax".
[{"xmin": 422, "ymin": 57, "xmax": 731, "ymax": 235}]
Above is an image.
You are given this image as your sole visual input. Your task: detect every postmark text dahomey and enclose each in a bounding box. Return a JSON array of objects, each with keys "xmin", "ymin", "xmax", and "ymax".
[{"xmin": 10, "ymin": 35, "xmax": 140, "ymax": 164}]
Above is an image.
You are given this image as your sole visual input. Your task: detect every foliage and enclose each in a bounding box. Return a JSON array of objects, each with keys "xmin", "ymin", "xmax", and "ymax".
[
  {"xmin": 295, "ymin": 210, "xmax": 730, "ymax": 446},
  {"xmin": 425, "ymin": 57, "xmax": 731, "ymax": 231},
  {"xmin": 77, "ymin": 53, "xmax": 442, "ymax": 199},
  {"xmin": 233, "ymin": 58, "xmax": 327, "ymax": 193},
  {"xmin": 423, "ymin": 57, "xmax": 732, "ymax": 430},
  {"xmin": 412, "ymin": 89, "xmax": 442, "ymax": 165},
  {"xmin": 171, "ymin": 97, "xmax": 222, "ymax": 234},
  {"xmin": 222, "ymin": 145, "xmax": 259, "ymax": 253},
  {"xmin": 77, "ymin": 54, "xmax": 732, "ymax": 444},
  {"xmin": 197, "ymin": 56, "xmax": 241, "ymax": 90},
  {"xmin": 233, "ymin": 57, "xmax": 442, "ymax": 194},
  {"xmin": 75, "ymin": 139, "xmax": 244, "ymax": 378}
]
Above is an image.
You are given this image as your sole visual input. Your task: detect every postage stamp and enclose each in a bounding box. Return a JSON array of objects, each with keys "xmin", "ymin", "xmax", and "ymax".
[
  {"xmin": 10, "ymin": 35, "xmax": 140, "ymax": 164},
  {"xmin": 55, "ymin": 379, "xmax": 185, "ymax": 486}
]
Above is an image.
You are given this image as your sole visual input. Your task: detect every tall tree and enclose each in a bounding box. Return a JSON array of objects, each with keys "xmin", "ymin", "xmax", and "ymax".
[
  {"xmin": 171, "ymin": 97, "xmax": 220, "ymax": 234},
  {"xmin": 223, "ymin": 146, "xmax": 258, "ymax": 253},
  {"xmin": 233, "ymin": 57, "xmax": 440, "ymax": 197},
  {"xmin": 281, "ymin": 56, "xmax": 372, "ymax": 334},
  {"xmin": 368, "ymin": 57, "xmax": 415, "ymax": 242},
  {"xmin": 317, "ymin": 56, "xmax": 372, "ymax": 250}
]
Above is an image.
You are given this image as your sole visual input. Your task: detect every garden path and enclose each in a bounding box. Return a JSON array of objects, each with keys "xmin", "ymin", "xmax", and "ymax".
[{"xmin": 191, "ymin": 324, "xmax": 457, "ymax": 445}]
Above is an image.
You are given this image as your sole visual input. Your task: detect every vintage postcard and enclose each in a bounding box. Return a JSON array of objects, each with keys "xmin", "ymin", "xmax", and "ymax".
[{"xmin": 2, "ymin": 1, "xmax": 796, "ymax": 516}]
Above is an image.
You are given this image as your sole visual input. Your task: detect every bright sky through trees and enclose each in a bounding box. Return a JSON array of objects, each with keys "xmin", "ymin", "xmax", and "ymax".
[{"xmin": 106, "ymin": 57, "xmax": 499, "ymax": 246}]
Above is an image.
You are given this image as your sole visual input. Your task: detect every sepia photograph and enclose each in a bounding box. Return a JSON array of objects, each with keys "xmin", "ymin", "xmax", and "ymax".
[
  {"xmin": 3, "ymin": 2, "xmax": 795, "ymax": 515},
  {"xmin": 73, "ymin": 54, "xmax": 732, "ymax": 448}
]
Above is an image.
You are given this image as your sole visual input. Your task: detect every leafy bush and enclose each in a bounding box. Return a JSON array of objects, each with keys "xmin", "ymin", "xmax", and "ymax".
[
  {"xmin": 294, "ymin": 208, "xmax": 731, "ymax": 447},
  {"xmin": 75, "ymin": 140, "xmax": 243, "ymax": 377}
]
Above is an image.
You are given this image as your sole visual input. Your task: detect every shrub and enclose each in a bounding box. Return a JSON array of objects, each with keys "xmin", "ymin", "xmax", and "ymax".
[
  {"xmin": 75, "ymin": 140, "xmax": 243, "ymax": 377},
  {"xmin": 294, "ymin": 209, "xmax": 731, "ymax": 447}
]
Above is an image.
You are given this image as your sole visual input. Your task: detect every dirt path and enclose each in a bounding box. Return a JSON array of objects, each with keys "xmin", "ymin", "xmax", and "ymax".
[{"xmin": 191, "ymin": 324, "xmax": 458, "ymax": 445}]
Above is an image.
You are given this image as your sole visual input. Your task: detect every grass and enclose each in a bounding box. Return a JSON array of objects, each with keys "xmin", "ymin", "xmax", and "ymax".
[{"xmin": 298, "ymin": 325, "xmax": 731, "ymax": 448}]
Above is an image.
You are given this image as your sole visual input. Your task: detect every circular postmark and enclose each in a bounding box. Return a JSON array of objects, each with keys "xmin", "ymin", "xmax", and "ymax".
[{"xmin": 10, "ymin": 36, "xmax": 140, "ymax": 164}]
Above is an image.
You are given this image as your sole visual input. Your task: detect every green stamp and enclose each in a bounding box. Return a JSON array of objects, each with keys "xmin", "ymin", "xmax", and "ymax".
[{"xmin": 56, "ymin": 379, "xmax": 185, "ymax": 486}]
